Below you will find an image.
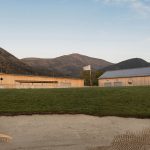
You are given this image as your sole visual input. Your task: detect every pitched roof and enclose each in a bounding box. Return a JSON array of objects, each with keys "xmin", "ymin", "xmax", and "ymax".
[{"xmin": 99, "ymin": 67, "xmax": 150, "ymax": 79}]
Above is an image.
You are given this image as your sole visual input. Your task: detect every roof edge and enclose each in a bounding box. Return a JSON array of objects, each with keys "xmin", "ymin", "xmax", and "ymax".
[
  {"xmin": 104, "ymin": 66, "xmax": 150, "ymax": 73},
  {"xmin": 0, "ymin": 73, "xmax": 83, "ymax": 80},
  {"xmin": 99, "ymin": 75, "xmax": 150, "ymax": 80}
]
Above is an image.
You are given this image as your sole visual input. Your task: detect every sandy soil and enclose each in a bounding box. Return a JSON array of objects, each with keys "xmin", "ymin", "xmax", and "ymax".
[{"xmin": 0, "ymin": 115, "xmax": 150, "ymax": 150}]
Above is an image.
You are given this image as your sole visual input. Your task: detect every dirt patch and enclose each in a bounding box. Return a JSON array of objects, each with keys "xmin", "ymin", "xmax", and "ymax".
[{"xmin": 0, "ymin": 115, "xmax": 150, "ymax": 150}]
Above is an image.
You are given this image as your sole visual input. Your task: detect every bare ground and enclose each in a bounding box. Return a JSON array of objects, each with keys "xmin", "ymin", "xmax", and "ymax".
[{"xmin": 0, "ymin": 115, "xmax": 150, "ymax": 150}]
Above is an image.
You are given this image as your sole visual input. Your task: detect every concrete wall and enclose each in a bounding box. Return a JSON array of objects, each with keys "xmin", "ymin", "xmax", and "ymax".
[
  {"xmin": 0, "ymin": 73, "xmax": 84, "ymax": 89},
  {"xmin": 99, "ymin": 76, "xmax": 150, "ymax": 87}
]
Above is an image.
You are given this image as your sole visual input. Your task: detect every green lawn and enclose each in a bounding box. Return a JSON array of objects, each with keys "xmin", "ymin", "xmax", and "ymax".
[{"xmin": 0, "ymin": 87, "xmax": 150, "ymax": 118}]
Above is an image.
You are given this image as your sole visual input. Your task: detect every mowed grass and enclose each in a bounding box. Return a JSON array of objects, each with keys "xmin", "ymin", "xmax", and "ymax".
[{"xmin": 0, "ymin": 87, "xmax": 150, "ymax": 118}]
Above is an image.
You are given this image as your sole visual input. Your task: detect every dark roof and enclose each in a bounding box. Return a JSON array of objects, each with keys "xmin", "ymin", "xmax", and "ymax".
[
  {"xmin": 99, "ymin": 67, "xmax": 150, "ymax": 79},
  {"xmin": 0, "ymin": 73, "xmax": 83, "ymax": 80},
  {"xmin": 15, "ymin": 80, "xmax": 58, "ymax": 83}
]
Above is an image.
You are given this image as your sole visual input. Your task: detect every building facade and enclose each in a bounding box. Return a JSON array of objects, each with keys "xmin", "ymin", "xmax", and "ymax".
[
  {"xmin": 99, "ymin": 67, "xmax": 150, "ymax": 87},
  {"xmin": 0, "ymin": 73, "xmax": 84, "ymax": 89}
]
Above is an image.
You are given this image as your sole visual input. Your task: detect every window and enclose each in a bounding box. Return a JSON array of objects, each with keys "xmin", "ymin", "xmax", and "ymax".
[
  {"xmin": 114, "ymin": 82, "xmax": 123, "ymax": 87},
  {"xmin": 128, "ymin": 79, "xmax": 133, "ymax": 85},
  {"xmin": 104, "ymin": 82, "xmax": 112, "ymax": 87}
]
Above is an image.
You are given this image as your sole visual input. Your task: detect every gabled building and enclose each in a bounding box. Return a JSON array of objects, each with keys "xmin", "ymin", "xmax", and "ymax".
[{"xmin": 98, "ymin": 67, "xmax": 150, "ymax": 87}]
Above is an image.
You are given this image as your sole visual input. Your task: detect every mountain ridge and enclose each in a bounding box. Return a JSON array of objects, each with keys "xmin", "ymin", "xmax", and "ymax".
[
  {"xmin": 22, "ymin": 53, "xmax": 113, "ymax": 77},
  {"xmin": 0, "ymin": 47, "xmax": 35, "ymax": 75},
  {"xmin": 0, "ymin": 47, "xmax": 149, "ymax": 77},
  {"xmin": 102, "ymin": 58, "xmax": 150, "ymax": 71}
]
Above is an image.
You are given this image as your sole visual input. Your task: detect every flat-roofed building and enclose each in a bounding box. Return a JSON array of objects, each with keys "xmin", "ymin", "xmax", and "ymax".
[
  {"xmin": 98, "ymin": 67, "xmax": 150, "ymax": 87},
  {"xmin": 0, "ymin": 73, "xmax": 84, "ymax": 89}
]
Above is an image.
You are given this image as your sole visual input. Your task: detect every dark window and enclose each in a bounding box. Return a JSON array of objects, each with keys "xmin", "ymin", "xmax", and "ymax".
[
  {"xmin": 128, "ymin": 81, "xmax": 132, "ymax": 85},
  {"xmin": 114, "ymin": 82, "xmax": 123, "ymax": 87}
]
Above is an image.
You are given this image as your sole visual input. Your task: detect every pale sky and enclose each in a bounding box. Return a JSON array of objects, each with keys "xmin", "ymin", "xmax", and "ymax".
[{"xmin": 0, "ymin": 0, "xmax": 150, "ymax": 63}]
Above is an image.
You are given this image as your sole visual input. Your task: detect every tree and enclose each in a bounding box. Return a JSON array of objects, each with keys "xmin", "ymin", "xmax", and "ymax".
[{"xmin": 81, "ymin": 70, "xmax": 104, "ymax": 86}]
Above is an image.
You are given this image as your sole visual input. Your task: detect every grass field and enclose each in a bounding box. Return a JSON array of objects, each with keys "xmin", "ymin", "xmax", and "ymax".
[{"xmin": 0, "ymin": 87, "xmax": 150, "ymax": 118}]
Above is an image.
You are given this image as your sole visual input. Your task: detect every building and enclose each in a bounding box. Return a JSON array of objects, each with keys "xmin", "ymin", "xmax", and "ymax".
[
  {"xmin": 99, "ymin": 67, "xmax": 150, "ymax": 87},
  {"xmin": 0, "ymin": 73, "xmax": 84, "ymax": 89}
]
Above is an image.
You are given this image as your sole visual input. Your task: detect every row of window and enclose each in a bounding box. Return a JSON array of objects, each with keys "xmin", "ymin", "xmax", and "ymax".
[{"xmin": 104, "ymin": 82, "xmax": 123, "ymax": 87}]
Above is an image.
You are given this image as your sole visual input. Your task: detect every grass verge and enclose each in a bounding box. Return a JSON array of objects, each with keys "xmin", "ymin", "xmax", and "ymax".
[{"xmin": 0, "ymin": 87, "xmax": 150, "ymax": 118}]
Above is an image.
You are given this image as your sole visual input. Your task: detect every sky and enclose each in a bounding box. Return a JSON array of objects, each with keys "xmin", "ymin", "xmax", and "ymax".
[{"xmin": 0, "ymin": 0, "xmax": 150, "ymax": 63}]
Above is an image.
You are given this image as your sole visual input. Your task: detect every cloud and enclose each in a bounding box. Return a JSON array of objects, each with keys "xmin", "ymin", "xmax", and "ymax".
[
  {"xmin": 131, "ymin": 1, "xmax": 150, "ymax": 15},
  {"xmin": 95, "ymin": 0, "xmax": 150, "ymax": 15}
]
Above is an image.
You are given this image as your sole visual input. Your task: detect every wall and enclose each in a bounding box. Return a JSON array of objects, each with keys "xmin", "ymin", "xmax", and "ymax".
[
  {"xmin": 99, "ymin": 76, "xmax": 150, "ymax": 87},
  {"xmin": 0, "ymin": 73, "xmax": 84, "ymax": 89}
]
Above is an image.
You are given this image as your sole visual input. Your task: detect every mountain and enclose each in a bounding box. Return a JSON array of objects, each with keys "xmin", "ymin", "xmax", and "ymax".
[
  {"xmin": 102, "ymin": 58, "xmax": 150, "ymax": 71},
  {"xmin": 0, "ymin": 47, "xmax": 35, "ymax": 75},
  {"xmin": 0, "ymin": 47, "xmax": 64, "ymax": 76},
  {"xmin": 22, "ymin": 53, "xmax": 113, "ymax": 77},
  {"xmin": 1, "ymin": 47, "xmax": 149, "ymax": 78}
]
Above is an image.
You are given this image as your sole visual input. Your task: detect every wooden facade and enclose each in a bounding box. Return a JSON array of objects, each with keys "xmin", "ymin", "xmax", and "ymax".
[
  {"xmin": 99, "ymin": 76, "xmax": 150, "ymax": 87},
  {"xmin": 0, "ymin": 73, "xmax": 84, "ymax": 89}
]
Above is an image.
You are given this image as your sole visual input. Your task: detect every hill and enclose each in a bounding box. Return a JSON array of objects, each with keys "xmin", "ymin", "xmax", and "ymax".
[
  {"xmin": 22, "ymin": 53, "xmax": 112, "ymax": 77},
  {"xmin": 1, "ymin": 47, "xmax": 149, "ymax": 77},
  {"xmin": 0, "ymin": 47, "xmax": 35, "ymax": 75},
  {"xmin": 102, "ymin": 58, "xmax": 150, "ymax": 71}
]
